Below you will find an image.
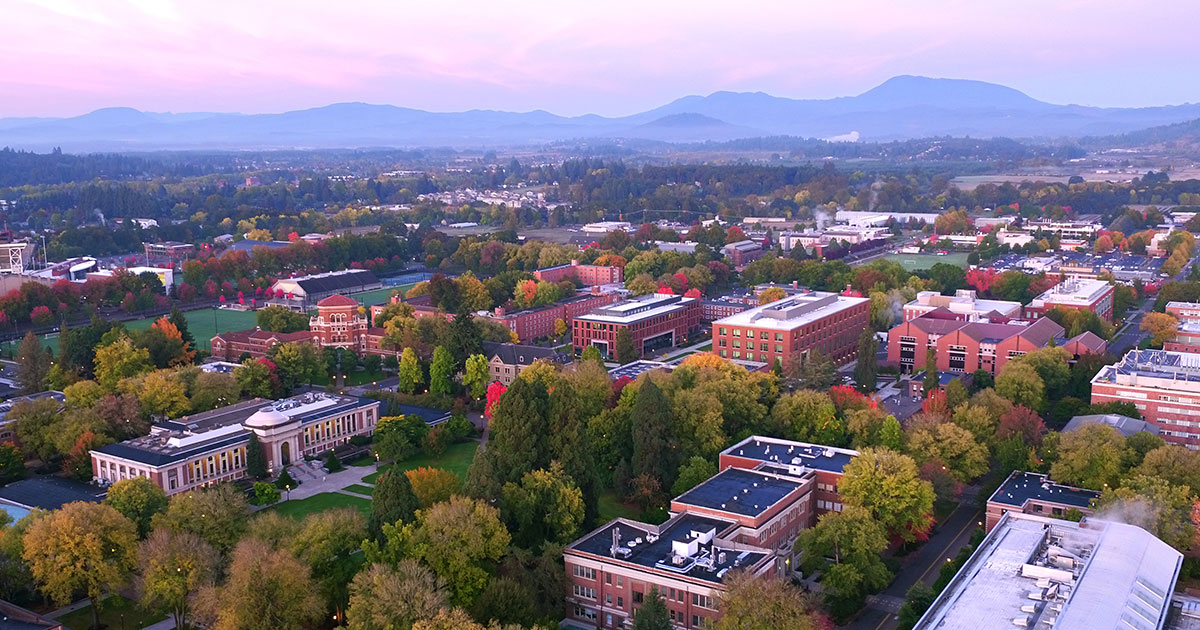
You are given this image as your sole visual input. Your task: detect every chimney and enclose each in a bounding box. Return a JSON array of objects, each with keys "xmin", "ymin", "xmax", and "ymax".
[
  {"xmin": 571, "ymin": 259, "xmax": 580, "ymax": 267},
  {"xmin": 494, "ymin": 306, "xmax": 506, "ymax": 317},
  {"xmin": 611, "ymin": 527, "xmax": 622, "ymax": 556},
  {"xmin": 792, "ymin": 280, "xmax": 798, "ymax": 289}
]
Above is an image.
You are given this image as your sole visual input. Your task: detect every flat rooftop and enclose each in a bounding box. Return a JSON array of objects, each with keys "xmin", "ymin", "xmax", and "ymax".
[
  {"xmin": 915, "ymin": 512, "xmax": 1182, "ymax": 630},
  {"xmin": 987, "ymin": 471, "xmax": 1098, "ymax": 510},
  {"xmin": 1030, "ymin": 277, "xmax": 1111, "ymax": 306},
  {"xmin": 567, "ymin": 512, "xmax": 770, "ymax": 586},
  {"xmin": 713, "ymin": 290, "xmax": 868, "ymax": 331},
  {"xmin": 575, "ymin": 294, "xmax": 695, "ymax": 325},
  {"xmin": 722, "ymin": 435, "xmax": 858, "ymax": 475},
  {"xmin": 608, "ymin": 360, "xmax": 676, "ymax": 380},
  {"xmin": 1093, "ymin": 349, "xmax": 1200, "ymax": 392},
  {"xmin": 673, "ymin": 467, "xmax": 806, "ymax": 519}
]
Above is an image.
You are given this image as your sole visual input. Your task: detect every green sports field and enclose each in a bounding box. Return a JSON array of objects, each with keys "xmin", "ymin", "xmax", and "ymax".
[
  {"xmin": 0, "ymin": 307, "xmax": 259, "ymax": 356},
  {"xmin": 881, "ymin": 252, "xmax": 970, "ymax": 271}
]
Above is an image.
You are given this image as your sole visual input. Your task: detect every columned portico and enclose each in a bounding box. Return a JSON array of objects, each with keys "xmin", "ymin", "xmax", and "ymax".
[{"xmin": 245, "ymin": 407, "xmax": 304, "ymax": 473}]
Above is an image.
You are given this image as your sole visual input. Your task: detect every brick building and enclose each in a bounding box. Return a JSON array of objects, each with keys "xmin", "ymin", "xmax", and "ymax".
[
  {"xmin": 573, "ymin": 294, "xmax": 701, "ymax": 360},
  {"xmin": 887, "ymin": 313, "xmax": 1105, "ymax": 375},
  {"xmin": 485, "ymin": 290, "xmax": 617, "ymax": 342},
  {"xmin": 1090, "ymin": 349, "xmax": 1200, "ymax": 448},
  {"xmin": 711, "ymin": 290, "xmax": 869, "ymax": 367},
  {"xmin": 143, "ymin": 241, "xmax": 194, "ymax": 261},
  {"xmin": 91, "ymin": 392, "xmax": 380, "ymax": 495},
  {"xmin": 1164, "ymin": 301, "xmax": 1200, "ymax": 354},
  {"xmin": 902, "ymin": 289, "xmax": 1022, "ymax": 322},
  {"xmin": 562, "ymin": 436, "xmax": 858, "ymax": 630},
  {"xmin": 721, "ymin": 240, "xmax": 764, "ymax": 267},
  {"xmin": 701, "ymin": 299, "xmax": 748, "ymax": 322},
  {"xmin": 481, "ymin": 341, "xmax": 570, "ymax": 386},
  {"xmin": 534, "ymin": 260, "xmax": 624, "ymax": 286},
  {"xmin": 212, "ymin": 294, "xmax": 394, "ymax": 361},
  {"xmin": 1025, "ymin": 277, "xmax": 1115, "ymax": 323},
  {"xmin": 984, "ymin": 471, "xmax": 1098, "ymax": 532}
]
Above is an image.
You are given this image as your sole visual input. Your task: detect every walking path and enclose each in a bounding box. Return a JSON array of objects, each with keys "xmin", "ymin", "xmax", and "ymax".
[{"xmin": 45, "ymin": 595, "xmax": 106, "ymax": 619}]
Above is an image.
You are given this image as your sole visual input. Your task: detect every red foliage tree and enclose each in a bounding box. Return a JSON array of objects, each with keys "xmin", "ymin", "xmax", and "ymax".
[
  {"xmin": 656, "ymin": 286, "xmax": 675, "ymax": 295},
  {"xmin": 484, "ymin": 381, "xmax": 507, "ymax": 420},
  {"xmin": 29, "ymin": 305, "xmax": 53, "ymax": 326},
  {"xmin": 921, "ymin": 388, "xmax": 950, "ymax": 418},
  {"xmin": 683, "ymin": 288, "xmax": 702, "ymax": 298},
  {"xmin": 997, "ymin": 405, "xmax": 1047, "ymax": 447},
  {"xmin": 965, "ymin": 268, "xmax": 999, "ymax": 293}
]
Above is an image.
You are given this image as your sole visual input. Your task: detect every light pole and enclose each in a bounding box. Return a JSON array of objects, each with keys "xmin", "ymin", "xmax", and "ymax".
[{"xmin": 285, "ymin": 484, "xmax": 291, "ymax": 501}]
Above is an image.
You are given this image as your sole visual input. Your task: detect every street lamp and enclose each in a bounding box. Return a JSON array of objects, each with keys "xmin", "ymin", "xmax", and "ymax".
[{"xmin": 285, "ymin": 484, "xmax": 291, "ymax": 501}]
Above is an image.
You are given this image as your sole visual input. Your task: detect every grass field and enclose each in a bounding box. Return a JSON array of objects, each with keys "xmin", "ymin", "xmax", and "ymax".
[
  {"xmin": 881, "ymin": 252, "xmax": 971, "ymax": 271},
  {"xmin": 56, "ymin": 595, "xmax": 166, "ymax": 630},
  {"xmin": 0, "ymin": 307, "xmax": 259, "ymax": 356},
  {"xmin": 342, "ymin": 484, "xmax": 375, "ymax": 496},
  {"xmin": 267, "ymin": 492, "xmax": 372, "ymax": 519},
  {"xmin": 597, "ymin": 491, "xmax": 641, "ymax": 522},
  {"xmin": 362, "ymin": 441, "xmax": 478, "ymax": 484}
]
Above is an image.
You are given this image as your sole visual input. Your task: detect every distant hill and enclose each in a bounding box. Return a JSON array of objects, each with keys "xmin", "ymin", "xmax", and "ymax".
[
  {"xmin": 1082, "ymin": 117, "xmax": 1200, "ymax": 148},
  {"xmin": 3, "ymin": 76, "xmax": 1200, "ymax": 150}
]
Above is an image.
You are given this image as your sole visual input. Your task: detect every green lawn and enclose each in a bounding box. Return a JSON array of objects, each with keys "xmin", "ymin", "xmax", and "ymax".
[
  {"xmin": 597, "ymin": 491, "xmax": 642, "ymax": 522},
  {"xmin": 881, "ymin": 252, "xmax": 970, "ymax": 271},
  {"xmin": 696, "ymin": 342, "xmax": 713, "ymax": 351},
  {"xmin": 344, "ymin": 369, "xmax": 388, "ymax": 386},
  {"xmin": 342, "ymin": 484, "xmax": 375, "ymax": 496},
  {"xmin": 362, "ymin": 441, "xmax": 478, "ymax": 484},
  {"xmin": 0, "ymin": 306, "xmax": 259, "ymax": 356},
  {"xmin": 56, "ymin": 594, "xmax": 166, "ymax": 630},
  {"xmin": 351, "ymin": 283, "xmax": 418, "ymax": 307},
  {"xmin": 266, "ymin": 492, "xmax": 372, "ymax": 519}
]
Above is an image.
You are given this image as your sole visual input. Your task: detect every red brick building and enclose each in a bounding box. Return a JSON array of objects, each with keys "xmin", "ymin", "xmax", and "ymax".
[
  {"xmin": 1024, "ymin": 277, "xmax": 1115, "ymax": 323},
  {"xmin": 887, "ymin": 313, "xmax": 1105, "ymax": 375},
  {"xmin": 711, "ymin": 290, "xmax": 869, "ymax": 368},
  {"xmin": 721, "ymin": 240, "xmax": 764, "ymax": 267},
  {"xmin": 563, "ymin": 436, "xmax": 858, "ymax": 630},
  {"xmin": 984, "ymin": 471, "xmax": 1098, "ymax": 532},
  {"xmin": 534, "ymin": 260, "xmax": 624, "ymax": 286},
  {"xmin": 1165, "ymin": 301, "xmax": 1200, "ymax": 354},
  {"xmin": 212, "ymin": 294, "xmax": 396, "ymax": 361},
  {"xmin": 486, "ymin": 290, "xmax": 617, "ymax": 342},
  {"xmin": 1090, "ymin": 349, "xmax": 1200, "ymax": 447},
  {"xmin": 210, "ymin": 328, "xmax": 316, "ymax": 362},
  {"xmin": 572, "ymin": 294, "xmax": 701, "ymax": 360}
]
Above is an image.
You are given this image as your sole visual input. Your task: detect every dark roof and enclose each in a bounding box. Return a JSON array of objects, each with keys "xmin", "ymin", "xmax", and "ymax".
[
  {"xmin": 289, "ymin": 269, "xmax": 379, "ymax": 295},
  {"xmin": 393, "ymin": 404, "xmax": 451, "ymax": 426},
  {"xmin": 0, "ymin": 600, "xmax": 62, "ymax": 630},
  {"xmin": 608, "ymin": 360, "xmax": 676, "ymax": 380},
  {"xmin": 0, "ymin": 477, "xmax": 104, "ymax": 511},
  {"xmin": 225, "ymin": 240, "xmax": 292, "ymax": 254},
  {"xmin": 722, "ymin": 435, "xmax": 857, "ymax": 474},
  {"xmin": 0, "ymin": 391, "xmax": 64, "ymax": 424},
  {"xmin": 1064, "ymin": 414, "xmax": 1159, "ymax": 437},
  {"xmin": 987, "ymin": 471, "xmax": 1098, "ymax": 510},
  {"xmin": 674, "ymin": 467, "xmax": 804, "ymax": 518},
  {"xmin": 481, "ymin": 341, "xmax": 566, "ymax": 367},
  {"xmin": 317, "ymin": 294, "xmax": 360, "ymax": 307},
  {"xmin": 567, "ymin": 513, "xmax": 769, "ymax": 586},
  {"xmin": 1066, "ymin": 331, "xmax": 1107, "ymax": 353}
]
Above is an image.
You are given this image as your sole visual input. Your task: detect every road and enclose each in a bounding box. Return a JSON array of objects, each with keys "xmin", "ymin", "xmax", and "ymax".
[{"xmin": 842, "ymin": 496, "xmax": 983, "ymax": 630}]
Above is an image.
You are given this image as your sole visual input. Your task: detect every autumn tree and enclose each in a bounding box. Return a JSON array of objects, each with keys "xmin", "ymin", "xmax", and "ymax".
[
  {"xmin": 1134, "ymin": 445, "xmax": 1200, "ymax": 491},
  {"xmin": 291, "ymin": 507, "xmax": 368, "ymax": 621},
  {"xmin": 196, "ymin": 539, "xmax": 323, "ymax": 630},
  {"xmin": 138, "ymin": 528, "xmax": 219, "ymax": 630},
  {"xmin": 429, "ymin": 345, "xmax": 454, "ymax": 396},
  {"xmin": 837, "ymin": 448, "xmax": 935, "ymax": 542},
  {"xmin": 0, "ymin": 443, "xmax": 23, "ymax": 485},
  {"xmin": 462, "ymin": 353, "xmax": 489, "ymax": 399},
  {"xmin": 1100, "ymin": 475, "xmax": 1194, "ymax": 550},
  {"xmin": 922, "ymin": 347, "xmax": 939, "ymax": 395},
  {"xmin": 268, "ymin": 341, "xmax": 323, "ymax": 393},
  {"xmin": 190, "ymin": 371, "xmax": 240, "ymax": 412},
  {"xmin": 398, "ymin": 347, "xmax": 424, "ymax": 394},
  {"xmin": 854, "ymin": 329, "xmax": 878, "ymax": 393},
  {"xmin": 995, "ymin": 361, "xmax": 1046, "ymax": 410},
  {"xmin": 346, "ymin": 561, "xmax": 449, "ymax": 630},
  {"xmin": 1049, "ymin": 424, "xmax": 1125, "ymax": 491},
  {"xmin": 15, "ymin": 331, "xmax": 50, "ymax": 394},
  {"xmin": 94, "ymin": 336, "xmax": 153, "ymax": 391},
  {"xmin": 997, "ymin": 405, "xmax": 1047, "ymax": 447},
  {"xmin": 501, "ymin": 461, "xmax": 585, "ymax": 549},
  {"xmin": 797, "ymin": 505, "xmax": 892, "ymax": 604},
  {"xmin": 406, "ymin": 467, "xmax": 462, "ymax": 508},
  {"xmin": 104, "ymin": 477, "xmax": 169, "ymax": 538},
  {"xmin": 758, "ymin": 287, "xmax": 787, "ymax": 305},
  {"xmin": 23, "ymin": 502, "xmax": 139, "ymax": 630},
  {"xmin": 235, "ymin": 357, "xmax": 279, "ymax": 399},
  {"xmin": 150, "ymin": 484, "xmax": 250, "ymax": 555},
  {"xmin": 906, "ymin": 422, "xmax": 989, "ymax": 482},
  {"xmin": 769, "ymin": 390, "xmax": 844, "ymax": 446},
  {"xmin": 1141, "ymin": 312, "xmax": 1180, "ymax": 347},
  {"xmin": 715, "ymin": 571, "xmax": 819, "ymax": 630}
]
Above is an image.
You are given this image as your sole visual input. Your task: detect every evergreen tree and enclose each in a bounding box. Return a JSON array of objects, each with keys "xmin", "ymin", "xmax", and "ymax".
[
  {"xmin": 397, "ymin": 347, "xmax": 423, "ymax": 395},
  {"xmin": 246, "ymin": 433, "xmax": 268, "ymax": 479},
  {"xmin": 631, "ymin": 379, "xmax": 677, "ymax": 492},
  {"xmin": 922, "ymin": 347, "xmax": 939, "ymax": 395},
  {"xmin": 854, "ymin": 329, "xmax": 878, "ymax": 393},
  {"xmin": 429, "ymin": 346, "xmax": 454, "ymax": 396},
  {"xmin": 168, "ymin": 305, "xmax": 195, "ymax": 349},
  {"xmin": 548, "ymin": 381, "xmax": 600, "ymax": 524},
  {"xmin": 369, "ymin": 470, "xmax": 419, "ymax": 540},
  {"xmin": 446, "ymin": 311, "xmax": 483, "ymax": 367},
  {"xmin": 15, "ymin": 332, "xmax": 50, "ymax": 394},
  {"xmin": 485, "ymin": 377, "xmax": 551, "ymax": 487},
  {"xmin": 615, "ymin": 328, "xmax": 638, "ymax": 364},
  {"xmin": 633, "ymin": 587, "xmax": 671, "ymax": 630}
]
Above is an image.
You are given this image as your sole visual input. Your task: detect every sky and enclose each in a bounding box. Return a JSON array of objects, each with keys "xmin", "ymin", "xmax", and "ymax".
[{"xmin": 1, "ymin": 0, "xmax": 1197, "ymax": 118}]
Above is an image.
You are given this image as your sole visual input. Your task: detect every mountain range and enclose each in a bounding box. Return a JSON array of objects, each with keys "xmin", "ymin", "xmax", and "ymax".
[{"xmin": 2, "ymin": 76, "xmax": 1199, "ymax": 151}]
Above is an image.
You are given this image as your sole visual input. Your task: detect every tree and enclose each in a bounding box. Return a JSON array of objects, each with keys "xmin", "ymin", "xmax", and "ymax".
[
  {"xmin": 614, "ymin": 328, "xmax": 638, "ymax": 364},
  {"xmin": 246, "ymin": 432, "xmax": 268, "ymax": 479},
  {"xmin": 633, "ymin": 587, "xmax": 671, "ymax": 630},
  {"xmin": 94, "ymin": 336, "xmax": 152, "ymax": 391},
  {"xmin": 797, "ymin": 505, "xmax": 892, "ymax": 603},
  {"xmin": 254, "ymin": 481, "xmax": 281, "ymax": 506},
  {"xmin": 838, "ymin": 448, "xmax": 935, "ymax": 542},
  {"xmin": 581, "ymin": 345, "xmax": 605, "ymax": 365},
  {"xmin": 478, "ymin": 377, "xmax": 551, "ymax": 490},
  {"xmin": 631, "ymin": 379, "xmax": 677, "ymax": 496},
  {"xmin": 1134, "ymin": 445, "xmax": 1200, "ymax": 491},
  {"xmin": 769, "ymin": 390, "xmax": 844, "ymax": 446},
  {"xmin": 463, "ymin": 353, "xmax": 489, "ymax": 399},
  {"xmin": 997, "ymin": 405, "xmax": 1047, "ymax": 447},
  {"xmin": 1141, "ymin": 312, "xmax": 1180, "ymax": 346},
  {"xmin": 369, "ymin": 469, "xmax": 419, "ymax": 539},
  {"xmin": 104, "ymin": 477, "xmax": 168, "ymax": 538},
  {"xmin": 854, "ymin": 329, "xmax": 878, "ymax": 393},
  {"xmin": 897, "ymin": 583, "xmax": 936, "ymax": 630},
  {"xmin": 1016, "ymin": 347, "xmax": 1071, "ymax": 398},
  {"xmin": 346, "ymin": 561, "xmax": 448, "ymax": 630},
  {"xmin": 406, "ymin": 467, "xmax": 462, "ymax": 508},
  {"xmin": 501, "ymin": 461, "xmax": 585, "ymax": 548},
  {"xmin": 995, "ymin": 361, "xmax": 1046, "ymax": 410},
  {"xmin": 11, "ymin": 398, "xmax": 63, "ymax": 463},
  {"xmin": 269, "ymin": 341, "xmax": 322, "ymax": 392},
  {"xmin": 150, "ymin": 484, "xmax": 250, "ymax": 555},
  {"xmin": 0, "ymin": 443, "xmax": 24, "ymax": 485},
  {"xmin": 1049, "ymin": 424, "xmax": 1125, "ymax": 490},
  {"xmin": 795, "ymin": 350, "xmax": 838, "ymax": 389},
  {"xmin": 291, "ymin": 508, "xmax": 368, "ymax": 621},
  {"xmin": 138, "ymin": 528, "xmax": 219, "ymax": 630},
  {"xmin": 1100, "ymin": 474, "xmax": 1194, "ymax": 551},
  {"xmin": 196, "ymin": 539, "xmax": 323, "ymax": 630},
  {"xmin": 235, "ymin": 357, "xmax": 279, "ymax": 399},
  {"xmin": 758, "ymin": 287, "xmax": 787, "ymax": 305},
  {"xmin": 922, "ymin": 347, "xmax": 938, "ymax": 395},
  {"xmin": 429, "ymin": 346, "xmax": 454, "ymax": 395},
  {"xmin": 715, "ymin": 571, "xmax": 819, "ymax": 630},
  {"xmin": 190, "ymin": 371, "xmax": 240, "ymax": 412},
  {"xmin": 256, "ymin": 305, "xmax": 311, "ymax": 333},
  {"xmin": 23, "ymin": 502, "xmax": 139, "ymax": 630},
  {"xmin": 553, "ymin": 318, "xmax": 568, "ymax": 338},
  {"xmin": 672, "ymin": 456, "xmax": 718, "ymax": 497},
  {"xmin": 15, "ymin": 332, "xmax": 50, "ymax": 394},
  {"xmin": 398, "ymin": 347, "xmax": 424, "ymax": 394},
  {"xmin": 137, "ymin": 370, "xmax": 191, "ymax": 418},
  {"xmin": 389, "ymin": 496, "xmax": 511, "ymax": 606},
  {"xmin": 906, "ymin": 422, "xmax": 990, "ymax": 482},
  {"xmin": 168, "ymin": 305, "xmax": 195, "ymax": 349}
]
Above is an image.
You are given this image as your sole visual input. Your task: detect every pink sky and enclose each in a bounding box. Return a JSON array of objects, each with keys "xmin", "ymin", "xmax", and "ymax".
[{"xmin": 1, "ymin": 0, "xmax": 1197, "ymax": 118}]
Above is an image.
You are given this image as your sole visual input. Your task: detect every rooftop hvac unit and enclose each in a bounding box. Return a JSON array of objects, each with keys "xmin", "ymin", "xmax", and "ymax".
[
  {"xmin": 1021, "ymin": 605, "xmax": 1037, "ymax": 614},
  {"xmin": 1027, "ymin": 590, "xmax": 1045, "ymax": 601},
  {"xmin": 672, "ymin": 554, "xmax": 686, "ymax": 566},
  {"xmin": 614, "ymin": 547, "xmax": 632, "ymax": 559},
  {"xmin": 718, "ymin": 552, "xmax": 727, "ymax": 564},
  {"xmin": 1012, "ymin": 616, "xmax": 1031, "ymax": 627}
]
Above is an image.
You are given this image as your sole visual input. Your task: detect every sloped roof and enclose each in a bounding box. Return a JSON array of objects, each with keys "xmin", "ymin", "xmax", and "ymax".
[
  {"xmin": 909, "ymin": 316, "xmax": 969, "ymax": 335},
  {"xmin": 481, "ymin": 341, "xmax": 567, "ymax": 367},
  {"xmin": 1065, "ymin": 331, "xmax": 1106, "ymax": 353},
  {"xmin": 317, "ymin": 294, "xmax": 359, "ymax": 308},
  {"xmin": 1015, "ymin": 316, "xmax": 1063, "ymax": 347}
]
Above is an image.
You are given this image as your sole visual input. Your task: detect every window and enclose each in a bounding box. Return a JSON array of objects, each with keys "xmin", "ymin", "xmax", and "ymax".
[
  {"xmin": 692, "ymin": 594, "xmax": 716, "ymax": 610},
  {"xmin": 572, "ymin": 565, "xmax": 596, "ymax": 580},
  {"xmin": 574, "ymin": 606, "xmax": 597, "ymax": 622},
  {"xmin": 733, "ymin": 329, "xmax": 741, "ymax": 337},
  {"xmin": 572, "ymin": 585, "xmax": 596, "ymax": 600},
  {"xmin": 633, "ymin": 591, "xmax": 644, "ymax": 604},
  {"xmin": 605, "ymin": 572, "xmax": 612, "ymax": 585}
]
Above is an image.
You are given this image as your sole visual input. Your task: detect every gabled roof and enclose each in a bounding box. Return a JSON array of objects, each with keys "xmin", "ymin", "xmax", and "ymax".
[
  {"xmin": 908, "ymin": 316, "xmax": 970, "ymax": 335},
  {"xmin": 317, "ymin": 294, "xmax": 359, "ymax": 308},
  {"xmin": 1065, "ymin": 331, "xmax": 1106, "ymax": 353},
  {"xmin": 481, "ymin": 341, "xmax": 567, "ymax": 367}
]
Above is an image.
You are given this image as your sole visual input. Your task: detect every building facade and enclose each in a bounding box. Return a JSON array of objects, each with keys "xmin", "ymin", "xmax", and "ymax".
[
  {"xmin": 984, "ymin": 471, "xmax": 1098, "ymax": 532},
  {"xmin": 143, "ymin": 241, "xmax": 194, "ymax": 261},
  {"xmin": 721, "ymin": 240, "xmax": 764, "ymax": 267},
  {"xmin": 1025, "ymin": 277, "xmax": 1115, "ymax": 323},
  {"xmin": 535, "ymin": 260, "xmax": 625, "ymax": 286},
  {"xmin": 1091, "ymin": 349, "xmax": 1200, "ymax": 448},
  {"xmin": 481, "ymin": 341, "xmax": 569, "ymax": 386},
  {"xmin": 902, "ymin": 290, "xmax": 1022, "ymax": 322},
  {"xmin": 1165, "ymin": 301, "xmax": 1200, "ymax": 354},
  {"xmin": 711, "ymin": 290, "xmax": 870, "ymax": 367},
  {"xmin": 573, "ymin": 294, "xmax": 701, "ymax": 360},
  {"xmin": 91, "ymin": 392, "xmax": 380, "ymax": 495},
  {"xmin": 267, "ymin": 269, "xmax": 381, "ymax": 309},
  {"xmin": 485, "ymin": 290, "xmax": 618, "ymax": 342}
]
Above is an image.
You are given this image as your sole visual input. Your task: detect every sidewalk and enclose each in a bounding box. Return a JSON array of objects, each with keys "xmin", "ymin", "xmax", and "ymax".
[{"xmin": 45, "ymin": 595, "xmax": 106, "ymax": 620}]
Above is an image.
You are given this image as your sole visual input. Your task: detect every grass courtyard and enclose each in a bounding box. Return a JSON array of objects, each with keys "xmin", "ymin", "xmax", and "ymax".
[
  {"xmin": 266, "ymin": 492, "xmax": 372, "ymax": 519},
  {"xmin": 880, "ymin": 252, "xmax": 971, "ymax": 271},
  {"xmin": 362, "ymin": 441, "xmax": 478, "ymax": 484},
  {"xmin": 55, "ymin": 594, "xmax": 166, "ymax": 630}
]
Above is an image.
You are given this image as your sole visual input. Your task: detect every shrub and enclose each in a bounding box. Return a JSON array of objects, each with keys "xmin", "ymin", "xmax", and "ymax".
[
  {"xmin": 275, "ymin": 468, "xmax": 299, "ymax": 490},
  {"xmin": 423, "ymin": 425, "xmax": 448, "ymax": 457},
  {"xmin": 323, "ymin": 451, "xmax": 343, "ymax": 473},
  {"xmin": 444, "ymin": 414, "xmax": 474, "ymax": 442}
]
